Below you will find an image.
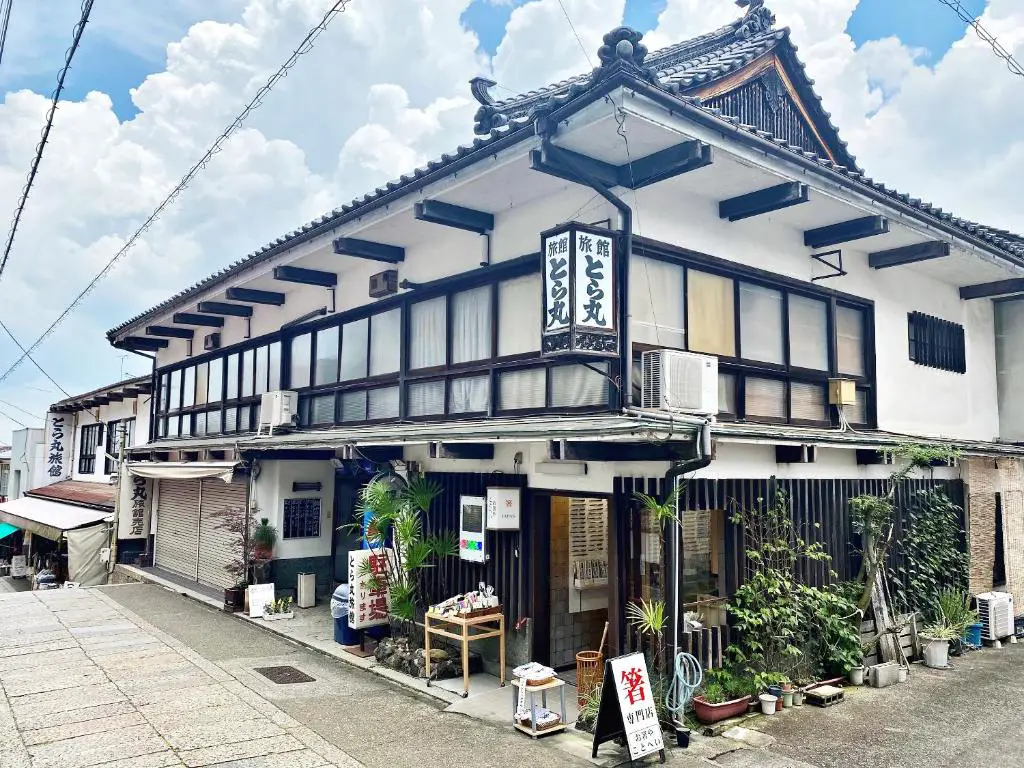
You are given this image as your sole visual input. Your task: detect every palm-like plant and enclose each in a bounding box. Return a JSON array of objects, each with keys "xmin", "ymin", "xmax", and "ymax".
[{"xmin": 627, "ymin": 598, "xmax": 668, "ymax": 670}]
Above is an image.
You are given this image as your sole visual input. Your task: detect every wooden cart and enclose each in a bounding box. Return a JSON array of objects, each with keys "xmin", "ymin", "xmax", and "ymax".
[{"xmin": 424, "ymin": 608, "xmax": 506, "ymax": 698}]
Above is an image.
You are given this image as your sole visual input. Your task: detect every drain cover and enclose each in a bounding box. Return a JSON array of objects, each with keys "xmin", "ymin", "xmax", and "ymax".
[{"xmin": 254, "ymin": 666, "xmax": 315, "ymax": 684}]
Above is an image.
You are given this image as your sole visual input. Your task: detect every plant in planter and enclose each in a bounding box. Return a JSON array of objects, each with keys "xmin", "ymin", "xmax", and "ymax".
[
  {"xmin": 936, "ymin": 588, "xmax": 978, "ymax": 655},
  {"xmin": 253, "ymin": 517, "xmax": 278, "ymax": 561},
  {"xmin": 692, "ymin": 668, "xmax": 752, "ymax": 725},
  {"xmin": 210, "ymin": 504, "xmax": 267, "ymax": 611},
  {"xmin": 920, "ymin": 620, "xmax": 956, "ymax": 668},
  {"xmin": 263, "ymin": 596, "xmax": 294, "ymax": 620}
]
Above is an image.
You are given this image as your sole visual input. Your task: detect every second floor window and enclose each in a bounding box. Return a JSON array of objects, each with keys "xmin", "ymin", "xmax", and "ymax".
[
  {"xmin": 908, "ymin": 311, "xmax": 965, "ymax": 373},
  {"xmin": 79, "ymin": 424, "xmax": 102, "ymax": 475}
]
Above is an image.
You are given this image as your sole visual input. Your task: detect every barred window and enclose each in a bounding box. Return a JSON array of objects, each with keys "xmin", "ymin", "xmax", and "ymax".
[{"xmin": 908, "ymin": 312, "xmax": 966, "ymax": 373}]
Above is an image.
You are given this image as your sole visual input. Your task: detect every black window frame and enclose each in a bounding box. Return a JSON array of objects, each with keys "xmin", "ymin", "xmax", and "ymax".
[
  {"xmin": 908, "ymin": 311, "xmax": 966, "ymax": 374},
  {"xmin": 282, "ymin": 497, "xmax": 322, "ymax": 539},
  {"xmin": 79, "ymin": 423, "xmax": 103, "ymax": 475}
]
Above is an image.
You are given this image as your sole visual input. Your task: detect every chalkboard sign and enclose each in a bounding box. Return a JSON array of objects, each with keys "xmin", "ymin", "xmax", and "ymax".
[{"xmin": 591, "ymin": 652, "xmax": 665, "ymax": 763}]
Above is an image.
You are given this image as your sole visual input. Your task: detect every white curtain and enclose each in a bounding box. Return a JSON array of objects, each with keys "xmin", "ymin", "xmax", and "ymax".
[
  {"xmin": 718, "ymin": 373, "xmax": 736, "ymax": 415},
  {"xmin": 836, "ymin": 306, "xmax": 865, "ymax": 376},
  {"xmin": 498, "ymin": 274, "xmax": 541, "ymax": 356},
  {"xmin": 290, "ymin": 334, "xmax": 311, "ymax": 389},
  {"xmin": 314, "ymin": 327, "xmax": 339, "ymax": 385},
  {"xmin": 789, "ymin": 294, "xmax": 828, "ymax": 370},
  {"xmin": 341, "ymin": 319, "xmax": 369, "ymax": 381},
  {"xmin": 630, "ymin": 256, "xmax": 685, "ymax": 348},
  {"xmin": 370, "ymin": 309, "xmax": 401, "ymax": 375},
  {"xmin": 449, "ymin": 376, "xmax": 489, "ymax": 413},
  {"xmin": 407, "ymin": 381, "xmax": 445, "ymax": 416},
  {"xmin": 551, "ymin": 364, "xmax": 607, "ymax": 408},
  {"xmin": 739, "ymin": 282, "xmax": 784, "ymax": 364},
  {"xmin": 499, "ymin": 368, "xmax": 545, "ymax": 410},
  {"xmin": 410, "ymin": 297, "xmax": 447, "ymax": 369},
  {"xmin": 452, "ymin": 286, "xmax": 492, "ymax": 364}
]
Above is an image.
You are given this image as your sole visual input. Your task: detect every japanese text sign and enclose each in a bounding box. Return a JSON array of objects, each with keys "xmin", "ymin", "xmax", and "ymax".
[
  {"xmin": 117, "ymin": 474, "xmax": 152, "ymax": 540},
  {"xmin": 348, "ymin": 548, "xmax": 392, "ymax": 629},
  {"xmin": 485, "ymin": 487, "xmax": 520, "ymax": 531},
  {"xmin": 609, "ymin": 652, "xmax": 665, "ymax": 761},
  {"xmin": 44, "ymin": 412, "xmax": 69, "ymax": 484}
]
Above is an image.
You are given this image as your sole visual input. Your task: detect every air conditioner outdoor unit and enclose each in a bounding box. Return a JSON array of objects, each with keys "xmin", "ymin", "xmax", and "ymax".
[
  {"xmin": 977, "ymin": 591, "xmax": 1014, "ymax": 641},
  {"xmin": 641, "ymin": 350, "xmax": 719, "ymax": 414},
  {"xmin": 258, "ymin": 390, "xmax": 298, "ymax": 435}
]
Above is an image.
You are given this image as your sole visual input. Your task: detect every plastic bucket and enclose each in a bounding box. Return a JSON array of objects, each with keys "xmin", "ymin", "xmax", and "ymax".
[
  {"xmin": 965, "ymin": 623, "xmax": 983, "ymax": 647},
  {"xmin": 759, "ymin": 694, "xmax": 778, "ymax": 715},
  {"xmin": 576, "ymin": 651, "xmax": 603, "ymax": 707}
]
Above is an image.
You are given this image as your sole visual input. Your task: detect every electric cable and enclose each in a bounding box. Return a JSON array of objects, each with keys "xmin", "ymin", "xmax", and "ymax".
[
  {"xmin": 0, "ymin": 406, "xmax": 27, "ymax": 428},
  {"xmin": 935, "ymin": 0, "xmax": 1023, "ymax": 78},
  {"xmin": 0, "ymin": 0, "xmax": 14, "ymax": 71},
  {"xmin": 0, "ymin": 0, "xmax": 353, "ymax": 389},
  {"xmin": 0, "ymin": 397, "xmax": 40, "ymax": 421},
  {"xmin": 0, "ymin": 318, "xmax": 70, "ymax": 397},
  {"xmin": 556, "ymin": 0, "xmax": 595, "ymax": 69}
]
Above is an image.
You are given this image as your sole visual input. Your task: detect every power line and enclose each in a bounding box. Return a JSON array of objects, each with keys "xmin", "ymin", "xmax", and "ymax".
[
  {"xmin": 936, "ymin": 0, "xmax": 1023, "ymax": 78},
  {"xmin": 0, "ymin": 406, "xmax": 27, "ymax": 429},
  {"xmin": 0, "ymin": 318, "xmax": 69, "ymax": 396},
  {"xmin": 0, "ymin": 397, "xmax": 39, "ymax": 421},
  {"xmin": 556, "ymin": 0, "xmax": 594, "ymax": 69},
  {"xmin": 0, "ymin": 0, "xmax": 13, "ymax": 71},
  {"xmin": 0, "ymin": 0, "xmax": 353, "ymax": 389}
]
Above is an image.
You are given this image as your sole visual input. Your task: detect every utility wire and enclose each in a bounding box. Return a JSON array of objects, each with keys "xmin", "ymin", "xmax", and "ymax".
[
  {"xmin": 0, "ymin": 318, "xmax": 70, "ymax": 397},
  {"xmin": 0, "ymin": 0, "xmax": 13, "ymax": 71},
  {"xmin": 936, "ymin": 0, "xmax": 1024, "ymax": 78},
  {"xmin": 0, "ymin": 0, "xmax": 353, "ymax": 389},
  {"xmin": 556, "ymin": 0, "xmax": 594, "ymax": 69},
  {"xmin": 0, "ymin": 397, "xmax": 39, "ymax": 421},
  {"xmin": 0, "ymin": 406, "xmax": 27, "ymax": 428}
]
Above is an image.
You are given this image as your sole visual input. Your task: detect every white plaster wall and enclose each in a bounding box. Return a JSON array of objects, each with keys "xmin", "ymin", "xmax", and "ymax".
[
  {"xmin": 252, "ymin": 459, "xmax": 335, "ymax": 560},
  {"xmin": 70, "ymin": 395, "xmax": 149, "ymax": 482},
  {"xmin": 8, "ymin": 428, "xmax": 44, "ymax": 498}
]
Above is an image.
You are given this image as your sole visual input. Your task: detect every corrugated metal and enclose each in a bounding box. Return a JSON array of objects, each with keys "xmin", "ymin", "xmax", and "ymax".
[
  {"xmin": 197, "ymin": 477, "xmax": 247, "ymax": 590},
  {"xmin": 26, "ymin": 480, "xmax": 115, "ymax": 511},
  {"xmin": 154, "ymin": 478, "xmax": 201, "ymax": 581},
  {"xmin": 422, "ymin": 472, "xmax": 529, "ymax": 628}
]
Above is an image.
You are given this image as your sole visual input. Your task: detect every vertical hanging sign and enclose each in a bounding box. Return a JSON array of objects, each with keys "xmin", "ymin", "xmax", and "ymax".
[
  {"xmin": 44, "ymin": 412, "xmax": 70, "ymax": 485},
  {"xmin": 541, "ymin": 222, "xmax": 618, "ymax": 356}
]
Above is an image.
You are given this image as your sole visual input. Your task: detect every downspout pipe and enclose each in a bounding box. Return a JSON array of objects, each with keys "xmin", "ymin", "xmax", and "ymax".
[{"xmin": 536, "ymin": 138, "xmax": 633, "ymax": 410}]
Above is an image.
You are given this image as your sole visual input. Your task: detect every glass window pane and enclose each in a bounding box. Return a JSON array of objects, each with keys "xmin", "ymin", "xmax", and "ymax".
[
  {"xmin": 789, "ymin": 294, "xmax": 829, "ymax": 370},
  {"xmin": 238, "ymin": 405, "xmax": 251, "ymax": 433},
  {"xmin": 745, "ymin": 377, "xmax": 786, "ymax": 419},
  {"xmin": 449, "ymin": 376, "xmax": 489, "ymax": 414},
  {"xmin": 341, "ymin": 391, "xmax": 367, "ymax": 422},
  {"xmin": 452, "ymin": 285, "xmax": 492, "ymax": 364},
  {"xmin": 341, "ymin": 318, "xmax": 369, "ymax": 381},
  {"xmin": 630, "ymin": 256, "xmax": 685, "ymax": 349},
  {"xmin": 410, "ymin": 297, "xmax": 447, "ymax": 370},
  {"xmin": 195, "ymin": 363, "xmax": 209, "ymax": 407},
  {"xmin": 160, "ymin": 373, "xmax": 170, "ymax": 411},
  {"xmin": 310, "ymin": 394, "xmax": 335, "ymax": 425},
  {"xmin": 290, "ymin": 334, "xmax": 311, "ymax": 389},
  {"xmin": 407, "ymin": 381, "xmax": 445, "ymax": 416},
  {"xmin": 687, "ymin": 270, "xmax": 735, "ymax": 357},
  {"xmin": 225, "ymin": 354, "xmax": 239, "ymax": 400},
  {"xmin": 499, "ymin": 368, "xmax": 546, "ymax": 411},
  {"xmin": 719, "ymin": 373, "xmax": 737, "ymax": 415},
  {"xmin": 167, "ymin": 415, "xmax": 180, "ymax": 438},
  {"xmin": 836, "ymin": 306, "xmax": 865, "ymax": 377},
  {"xmin": 314, "ymin": 326, "xmax": 340, "ymax": 385},
  {"xmin": 224, "ymin": 407, "xmax": 237, "ymax": 433},
  {"xmin": 255, "ymin": 346, "xmax": 270, "ymax": 394},
  {"xmin": 182, "ymin": 366, "xmax": 195, "ymax": 408},
  {"xmin": 169, "ymin": 369, "xmax": 182, "ymax": 411},
  {"xmin": 367, "ymin": 386, "xmax": 399, "ymax": 420},
  {"xmin": 551, "ymin": 363, "xmax": 607, "ymax": 408},
  {"xmin": 846, "ymin": 389, "xmax": 869, "ymax": 425},
  {"xmin": 207, "ymin": 408, "xmax": 222, "ymax": 434},
  {"xmin": 268, "ymin": 342, "xmax": 281, "ymax": 391},
  {"xmin": 739, "ymin": 283, "xmax": 783, "ymax": 364},
  {"xmin": 208, "ymin": 357, "xmax": 223, "ymax": 403},
  {"xmin": 370, "ymin": 309, "xmax": 401, "ymax": 376},
  {"xmin": 790, "ymin": 381, "xmax": 827, "ymax": 421},
  {"xmin": 194, "ymin": 411, "xmax": 207, "ymax": 436},
  {"xmin": 241, "ymin": 349, "xmax": 255, "ymax": 396},
  {"xmin": 499, "ymin": 274, "xmax": 542, "ymax": 356}
]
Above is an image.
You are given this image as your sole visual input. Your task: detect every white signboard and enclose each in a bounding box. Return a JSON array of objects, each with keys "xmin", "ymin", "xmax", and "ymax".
[
  {"xmin": 44, "ymin": 412, "xmax": 70, "ymax": 485},
  {"xmin": 117, "ymin": 473, "xmax": 152, "ymax": 540},
  {"xmin": 348, "ymin": 549, "xmax": 391, "ymax": 629},
  {"xmin": 10, "ymin": 555, "xmax": 26, "ymax": 578},
  {"xmin": 459, "ymin": 496, "xmax": 487, "ymax": 563},
  {"xmin": 486, "ymin": 487, "xmax": 521, "ymax": 531},
  {"xmin": 248, "ymin": 583, "xmax": 275, "ymax": 618},
  {"xmin": 542, "ymin": 231, "xmax": 571, "ymax": 333},
  {"xmin": 573, "ymin": 230, "xmax": 614, "ymax": 331},
  {"xmin": 609, "ymin": 652, "xmax": 665, "ymax": 761}
]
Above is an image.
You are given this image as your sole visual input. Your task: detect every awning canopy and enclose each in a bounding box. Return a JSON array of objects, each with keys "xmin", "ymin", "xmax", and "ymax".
[
  {"xmin": 0, "ymin": 522, "xmax": 17, "ymax": 541},
  {"xmin": 0, "ymin": 497, "xmax": 112, "ymax": 541},
  {"xmin": 126, "ymin": 461, "xmax": 237, "ymax": 483}
]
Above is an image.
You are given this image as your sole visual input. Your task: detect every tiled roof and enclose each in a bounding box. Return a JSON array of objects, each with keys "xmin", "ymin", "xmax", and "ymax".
[
  {"xmin": 26, "ymin": 480, "xmax": 116, "ymax": 511},
  {"xmin": 50, "ymin": 374, "xmax": 152, "ymax": 413}
]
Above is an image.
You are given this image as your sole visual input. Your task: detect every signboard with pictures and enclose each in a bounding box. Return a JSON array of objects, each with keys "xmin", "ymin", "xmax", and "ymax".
[
  {"xmin": 540, "ymin": 222, "xmax": 618, "ymax": 357},
  {"xmin": 486, "ymin": 487, "xmax": 521, "ymax": 531},
  {"xmin": 459, "ymin": 496, "xmax": 487, "ymax": 562},
  {"xmin": 591, "ymin": 652, "xmax": 665, "ymax": 763},
  {"xmin": 348, "ymin": 549, "xmax": 392, "ymax": 629}
]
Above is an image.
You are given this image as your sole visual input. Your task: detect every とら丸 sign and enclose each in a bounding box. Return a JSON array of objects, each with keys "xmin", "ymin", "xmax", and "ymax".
[
  {"xmin": 591, "ymin": 652, "xmax": 665, "ymax": 763},
  {"xmin": 540, "ymin": 222, "xmax": 617, "ymax": 357}
]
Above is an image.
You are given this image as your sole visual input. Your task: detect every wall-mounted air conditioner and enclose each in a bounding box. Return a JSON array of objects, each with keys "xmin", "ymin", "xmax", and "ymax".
[
  {"xmin": 258, "ymin": 390, "xmax": 298, "ymax": 435},
  {"xmin": 641, "ymin": 350, "xmax": 718, "ymax": 415},
  {"xmin": 977, "ymin": 591, "xmax": 1014, "ymax": 641}
]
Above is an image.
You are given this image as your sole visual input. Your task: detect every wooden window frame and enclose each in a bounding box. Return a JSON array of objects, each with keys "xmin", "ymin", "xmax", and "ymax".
[
  {"xmin": 908, "ymin": 311, "xmax": 966, "ymax": 374},
  {"xmin": 79, "ymin": 423, "xmax": 102, "ymax": 475}
]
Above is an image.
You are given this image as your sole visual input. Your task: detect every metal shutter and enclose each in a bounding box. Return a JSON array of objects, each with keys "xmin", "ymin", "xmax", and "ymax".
[
  {"xmin": 197, "ymin": 477, "xmax": 248, "ymax": 590},
  {"xmin": 154, "ymin": 479, "xmax": 201, "ymax": 581}
]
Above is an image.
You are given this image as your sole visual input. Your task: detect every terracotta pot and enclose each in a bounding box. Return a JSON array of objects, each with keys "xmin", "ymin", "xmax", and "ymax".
[{"xmin": 692, "ymin": 695, "xmax": 752, "ymax": 725}]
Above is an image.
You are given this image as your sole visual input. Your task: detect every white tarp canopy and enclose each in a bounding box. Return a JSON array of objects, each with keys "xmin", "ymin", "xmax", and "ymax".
[
  {"xmin": 0, "ymin": 496, "xmax": 112, "ymax": 541},
  {"xmin": 67, "ymin": 524, "xmax": 109, "ymax": 586},
  {"xmin": 126, "ymin": 461, "xmax": 237, "ymax": 483}
]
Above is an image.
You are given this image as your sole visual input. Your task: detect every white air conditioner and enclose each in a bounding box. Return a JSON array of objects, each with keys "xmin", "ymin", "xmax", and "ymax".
[
  {"xmin": 259, "ymin": 390, "xmax": 298, "ymax": 433},
  {"xmin": 977, "ymin": 591, "xmax": 1014, "ymax": 641},
  {"xmin": 641, "ymin": 350, "xmax": 719, "ymax": 414}
]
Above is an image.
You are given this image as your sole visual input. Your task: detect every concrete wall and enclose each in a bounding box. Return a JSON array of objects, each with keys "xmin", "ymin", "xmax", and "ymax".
[{"xmin": 8, "ymin": 428, "xmax": 44, "ymax": 498}]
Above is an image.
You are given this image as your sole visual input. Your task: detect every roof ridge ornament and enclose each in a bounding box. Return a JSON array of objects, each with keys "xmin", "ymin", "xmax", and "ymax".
[
  {"xmin": 591, "ymin": 26, "xmax": 658, "ymax": 84},
  {"xmin": 735, "ymin": 0, "xmax": 776, "ymax": 40}
]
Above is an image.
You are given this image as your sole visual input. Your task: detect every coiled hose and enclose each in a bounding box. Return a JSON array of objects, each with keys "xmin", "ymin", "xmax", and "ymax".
[{"xmin": 665, "ymin": 652, "xmax": 703, "ymax": 720}]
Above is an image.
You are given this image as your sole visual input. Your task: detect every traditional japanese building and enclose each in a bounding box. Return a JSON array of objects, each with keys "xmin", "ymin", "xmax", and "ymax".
[{"xmin": 107, "ymin": 4, "xmax": 1024, "ymax": 665}]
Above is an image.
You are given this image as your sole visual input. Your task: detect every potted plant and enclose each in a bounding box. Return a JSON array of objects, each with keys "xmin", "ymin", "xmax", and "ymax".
[
  {"xmin": 920, "ymin": 621, "xmax": 956, "ymax": 668},
  {"xmin": 691, "ymin": 669, "xmax": 752, "ymax": 725},
  {"xmin": 210, "ymin": 504, "xmax": 265, "ymax": 612},
  {"xmin": 253, "ymin": 517, "xmax": 278, "ymax": 561},
  {"xmin": 263, "ymin": 596, "xmax": 294, "ymax": 621}
]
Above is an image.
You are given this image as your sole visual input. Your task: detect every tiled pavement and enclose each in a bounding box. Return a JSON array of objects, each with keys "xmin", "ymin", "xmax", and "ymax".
[{"xmin": 0, "ymin": 588, "xmax": 361, "ymax": 768}]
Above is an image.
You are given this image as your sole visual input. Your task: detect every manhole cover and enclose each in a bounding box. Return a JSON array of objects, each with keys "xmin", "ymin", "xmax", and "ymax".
[{"xmin": 254, "ymin": 666, "xmax": 315, "ymax": 684}]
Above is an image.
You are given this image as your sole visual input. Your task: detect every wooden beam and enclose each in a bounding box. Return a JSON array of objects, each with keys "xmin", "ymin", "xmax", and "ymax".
[
  {"xmin": 272, "ymin": 265, "xmax": 337, "ymax": 288},
  {"xmin": 146, "ymin": 325, "xmax": 194, "ymax": 339},
  {"xmin": 172, "ymin": 312, "xmax": 224, "ymax": 327},
  {"xmin": 333, "ymin": 237, "xmax": 405, "ymax": 264},
  {"xmin": 429, "ymin": 442, "xmax": 495, "ymax": 461},
  {"xmin": 196, "ymin": 301, "xmax": 253, "ymax": 317},
  {"xmin": 225, "ymin": 287, "xmax": 286, "ymax": 305},
  {"xmin": 562, "ymin": 441, "xmax": 697, "ymax": 462},
  {"xmin": 355, "ymin": 446, "xmax": 404, "ymax": 463},
  {"xmin": 626, "ymin": 140, "xmax": 712, "ymax": 189},
  {"xmin": 869, "ymin": 240, "xmax": 950, "ymax": 269},
  {"xmin": 804, "ymin": 215, "xmax": 889, "ymax": 249},
  {"xmin": 415, "ymin": 200, "xmax": 494, "ymax": 234},
  {"xmin": 719, "ymin": 182, "xmax": 809, "ymax": 222},
  {"xmin": 959, "ymin": 278, "xmax": 1024, "ymax": 300},
  {"xmin": 120, "ymin": 336, "xmax": 168, "ymax": 351}
]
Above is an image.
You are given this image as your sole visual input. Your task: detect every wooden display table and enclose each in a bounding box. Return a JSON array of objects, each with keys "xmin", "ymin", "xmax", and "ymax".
[
  {"xmin": 512, "ymin": 677, "xmax": 567, "ymax": 738},
  {"xmin": 424, "ymin": 609, "xmax": 506, "ymax": 698}
]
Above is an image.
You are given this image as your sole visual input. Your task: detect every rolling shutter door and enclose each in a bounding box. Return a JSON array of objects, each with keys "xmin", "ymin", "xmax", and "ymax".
[
  {"xmin": 197, "ymin": 477, "xmax": 248, "ymax": 590},
  {"xmin": 154, "ymin": 478, "xmax": 200, "ymax": 581}
]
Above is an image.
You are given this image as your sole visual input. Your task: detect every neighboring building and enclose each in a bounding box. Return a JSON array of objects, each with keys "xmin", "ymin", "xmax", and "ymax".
[
  {"xmin": 8, "ymin": 428, "xmax": 45, "ymax": 501},
  {"xmin": 0, "ymin": 445, "xmax": 9, "ymax": 502},
  {"xmin": 105, "ymin": 5, "xmax": 1024, "ymax": 663}
]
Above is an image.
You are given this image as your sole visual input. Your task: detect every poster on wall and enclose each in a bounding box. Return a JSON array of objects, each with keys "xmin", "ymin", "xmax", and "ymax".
[
  {"xmin": 348, "ymin": 548, "xmax": 392, "ymax": 629},
  {"xmin": 117, "ymin": 474, "xmax": 152, "ymax": 540},
  {"xmin": 486, "ymin": 487, "xmax": 520, "ymax": 531},
  {"xmin": 43, "ymin": 412, "xmax": 70, "ymax": 485},
  {"xmin": 459, "ymin": 496, "xmax": 487, "ymax": 563},
  {"xmin": 591, "ymin": 652, "xmax": 665, "ymax": 763}
]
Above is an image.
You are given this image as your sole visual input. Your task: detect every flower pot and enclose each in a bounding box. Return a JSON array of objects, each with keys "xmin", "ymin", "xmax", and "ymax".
[
  {"xmin": 897, "ymin": 666, "xmax": 908, "ymax": 683},
  {"xmin": 781, "ymin": 691, "xmax": 794, "ymax": 708},
  {"xmin": 675, "ymin": 728, "xmax": 691, "ymax": 748},
  {"xmin": 965, "ymin": 622, "xmax": 983, "ymax": 647},
  {"xmin": 922, "ymin": 638, "xmax": 950, "ymax": 669},
  {"xmin": 223, "ymin": 587, "xmax": 245, "ymax": 612},
  {"xmin": 759, "ymin": 694, "xmax": 778, "ymax": 715},
  {"xmin": 767, "ymin": 685, "xmax": 783, "ymax": 711},
  {"xmin": 849, "ymin": 666, "xmax": 865, "ymax": 686},
  {"xmin": 264, "ymin": 611, "xmax": 295, "ymax": 622},
  {"xmin": 792, "ymin": 691, "xmax": 805, "ymax": 706},
  {"xmin": 692, "ymin": 695, "xmax": 752, "ymax": 725}
]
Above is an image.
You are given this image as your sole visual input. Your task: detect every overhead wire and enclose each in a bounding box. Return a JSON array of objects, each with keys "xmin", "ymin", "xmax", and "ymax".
[
  {"xmin": 0, "ymin": 0, "xmax": 13, "ymax": 70},
  {"xmin": 935, "ymin": 0, "xmax": 1023, "ymax": 78},
  {"xmin": 0, "ymin": 397, "xmax": 39, "ymax": 421},
  {"xmin": 0, "ymin": 0, "xmax": 353, "ymax": 390}
]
